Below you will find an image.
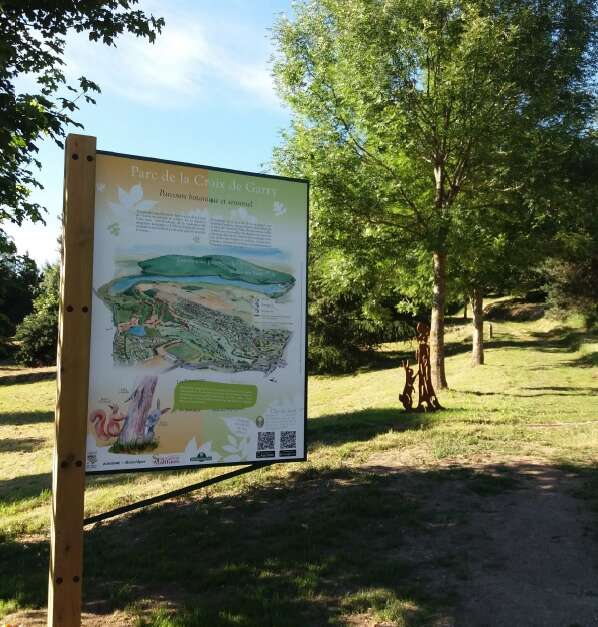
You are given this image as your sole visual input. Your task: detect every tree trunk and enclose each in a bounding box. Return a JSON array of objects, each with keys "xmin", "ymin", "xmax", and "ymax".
[
  {"xmin": 430, "ymin": 251, "xmax": 448, "ymax": 389},
  {"xmin": 471, "ymin": 287, "xmax": 484, "ymax": 366},
  {"xmin": 118, "ymin": 375, "xmax": 158, "ymax": 445}
]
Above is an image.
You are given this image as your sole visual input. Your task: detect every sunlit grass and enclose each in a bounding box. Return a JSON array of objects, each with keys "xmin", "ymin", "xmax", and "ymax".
[{"xmin": 1, "ymin": 315, "xmax": 597, "ymax": 624}]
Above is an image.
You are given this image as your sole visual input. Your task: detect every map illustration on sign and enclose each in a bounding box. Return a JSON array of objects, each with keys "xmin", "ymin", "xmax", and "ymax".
[
  {"xmin": 85, "ymin": 152, "xmax": 307, "ymax": 473},
  {"xmin": 98, "ymin": 254, "xmax": 295, "ymax": 372}
]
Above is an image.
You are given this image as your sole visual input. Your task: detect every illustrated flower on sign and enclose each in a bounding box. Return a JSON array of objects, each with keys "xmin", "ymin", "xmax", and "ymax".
[
  {"xmin": 106, "ymin": 184, "xmax": 157, "ymax": 236},
  {"xmin": 221, "ymin": 433, "xmax": 251, "ymax": 462},
  {"xmin": 221, "ymin": 417, "xmax": 253, "ymax": 462},
  {"xmin": 230, "ymin": 207, "xmax": 257, "ymax": 224},
  {"xmin": 96, "ymin": 182, "xmax": 106, "ymax": 193},
  {"xmin": 273, "ymin": 201, "xmax": 287, "ymax": 216}
]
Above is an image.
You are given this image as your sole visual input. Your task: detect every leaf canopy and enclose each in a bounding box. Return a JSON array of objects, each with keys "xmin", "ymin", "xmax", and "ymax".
[{"xmin": 0, "ymin": 1, "xmax": 164, "ymax": 237}]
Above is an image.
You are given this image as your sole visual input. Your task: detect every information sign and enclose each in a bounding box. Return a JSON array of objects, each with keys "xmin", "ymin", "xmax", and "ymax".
[{"xmin": 85, "ymin": 152, "xmax": 308, "ymax": 473}]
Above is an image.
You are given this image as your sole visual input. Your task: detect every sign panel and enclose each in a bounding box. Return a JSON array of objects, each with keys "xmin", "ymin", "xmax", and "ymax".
[{"xmin": 85, "ymin": 152, "xmax": 307, "ymax": 473}]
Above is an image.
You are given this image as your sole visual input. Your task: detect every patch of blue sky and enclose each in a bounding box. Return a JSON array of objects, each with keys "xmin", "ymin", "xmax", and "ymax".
[{"xmin": 6, "ymin": 0, "xmax": 295, "ymax": 266}]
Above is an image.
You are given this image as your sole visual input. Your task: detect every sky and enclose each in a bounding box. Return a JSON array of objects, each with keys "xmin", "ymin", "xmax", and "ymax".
[{"xmin": 6, "ymin": 0, "xmax": 295, "ymax": 266}]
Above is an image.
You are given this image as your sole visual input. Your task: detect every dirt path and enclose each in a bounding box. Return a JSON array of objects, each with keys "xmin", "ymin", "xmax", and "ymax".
[
  {"xmin": 366, "ymin": 454, "xmax": 598, "ymax": 626},
  {"xmin": 454, "ymin": 464, "xmax": 598, "ymax": 626}
]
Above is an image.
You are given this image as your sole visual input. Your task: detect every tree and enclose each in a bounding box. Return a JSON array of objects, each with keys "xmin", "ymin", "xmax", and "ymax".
[
  {"xmin": 450, "ymin": 192, "xmax": 544, "ymax": 366},
  {"xmin": 541, "ymin": 133, "xmax": 598, "ymax": 329},
  {"xmin": 272, "ymin": 0, "xmax": 597, "ymax": 388},
  {"xmin": 0, "ymin": 2, "xmax": 164, "ymax": 240},
  {"xmin": 308, "ymin": 243, "xmax": 416, "ymax": 373},
  {"xmin": 15, "ymin": 263, "xmax": 59, "ymax": 366},
  {"xmin": 450, "ymin": 213, "xmax": 527, "ymax": 366},
  {"xmin": 0, "ymin": 239, "xmax": 40, "ymax": 356}
]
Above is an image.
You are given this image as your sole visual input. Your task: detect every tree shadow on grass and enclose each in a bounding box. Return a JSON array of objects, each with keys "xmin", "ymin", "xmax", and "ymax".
[
  {"xmin": 456, "ymin": 386, "xmax": 597, "ymax": 398},
  {"xmin": 307, "ymin": 407, "xmax": 451, "ymax": 447},
  {"xmin": 328, "ymin": 325, "xmax": 593, "ymax": 377},
  {"xmin": 0, "ymin": 465, "xmax": 464, "ymax": 625},
  {"xmin": 356, "ymin": 337, "xmax": 474, "ymax": 372},
  {"xmin": 0, "ymin": 468, "xmax": 213, "ymax": 507},
  {"xmin": 443, "ymin": 324, "xmax": 583, "ymax": 357},
  {"xmin": 522, "ymin": 385, "xmax": 597, "ymax": 395},
  {"xmin": 0, "ymin": 437, "xmax": 47, "ymax": 454},
  {"xmin": 0, "ymin": 370, "xmax": 56, "ymax": 386},
  {"xmin": 440, "ymin": 332, "xmax": 556, "ymax": 357},
  {"xmin": 351, "ymin": 347, "xmax": 413, "ymax": 374},
  {"xmin": 0, "ymin": 469, "xmax": 438, "ymax": 626},
  {"xmin": 459, "ymin": 327, "xmax": 588, "ymax": 356},
  {"xmin": 4, "ymin": 461, "xmax": 598, "ymax": 626},
  {"xmin": 567, "ymin": 351, "xmax": 598, "ymax": 368},
  {"xmin": 444, "ymin": 339, "xmax": 473, "ymax": 357},
  {"xmin": 0, "ymin": 410, "xmax": 53, "ymax": 426},
  {"xmin": 482, "ymin": 332, "xmax": 582, "ymax": 353},
  {"xmin": 0, "ymin": 535, "xmax": 48, "ymax": 611},
  {"xmin": 365, "ymin": 332, "xmax": 580, "ymax": 369},
  {"xmin": 528, "ymin": 327, "xmax": 589, "ymax": 351},
  {"xmin": 0, "ymin": 407, "xmax": 447, "ymax": 514},
  {"xmin": 0, "ymin": 473, "xmax": 51, "ymax": 505}
]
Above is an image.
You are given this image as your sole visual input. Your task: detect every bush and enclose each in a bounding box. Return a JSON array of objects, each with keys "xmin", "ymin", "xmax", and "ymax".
[
  {"xmin": 0, "ymin": 245, "xmax": 40, "ymax": 354},
  {"xmin": 15, "ymin": 264, "xmax": 59, "ymax": 366},
  {"xmin": 307, "ymin": 258, "xmax": 415, "ymax": 374},
  {"xmin": 308, "ymin": 290, "xmax": 380, "ymax": 374},
  {"xmin": 543, "ymin": 256, "xmax": 598, "ymax": 330}
]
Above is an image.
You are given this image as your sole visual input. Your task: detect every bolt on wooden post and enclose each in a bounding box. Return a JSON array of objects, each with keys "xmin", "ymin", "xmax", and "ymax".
[{"xmin": 48, "ymin": 134, "xmax": 96, "ymax": 627}]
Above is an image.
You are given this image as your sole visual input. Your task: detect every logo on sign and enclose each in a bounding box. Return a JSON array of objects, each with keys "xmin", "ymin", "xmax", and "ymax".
[
  {"xmin": 190, "ymin": 451, "xmax": 213, "ymax": 462},
  {"xmin": 152, "ymin": 454, "xmax": 181, "ymax": 466}
]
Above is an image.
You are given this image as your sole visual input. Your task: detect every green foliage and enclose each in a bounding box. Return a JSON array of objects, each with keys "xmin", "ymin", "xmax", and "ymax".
[
  {"xmin": 273, "ymin": 0, "xmax": 596, "ymax": 251},
  {"xmin": 272, "ymin": 0, "xmax": 598, "ymax": 374},
  {"xmin": 539, "ymin": 134, "xmax": 598, "ymax": 329},
  {"xmin": 0, "ymin": 239, "xmax": 40, "ymax": 356},
  {"xmin": 544, "ymin": 257, "xmax": 598, "ymax": 330},
  {"xmin": 15, "ymin": 264, "xmax": 59, "ymax": 366},
  {"xmin": 307, "ymin": 248, "xmax": 418, "ymax": 373},
  {"xmin": 0, "ymin": 250, "xmax": 39, "ymax": 333},
  {"xmin": 0, "ymin": 2, "xmax": 164, "ymax": 235}
]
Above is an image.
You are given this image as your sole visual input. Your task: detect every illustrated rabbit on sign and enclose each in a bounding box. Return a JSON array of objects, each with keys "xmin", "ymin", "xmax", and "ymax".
[{"xmin": 144, "ymin": 398, "xmax": 171, "ymax": 442}]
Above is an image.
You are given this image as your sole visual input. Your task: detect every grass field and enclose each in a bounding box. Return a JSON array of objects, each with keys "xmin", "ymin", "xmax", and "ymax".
[{"xmin": 0, "ymin": 314, "xmax": 597, "ymax": 625}]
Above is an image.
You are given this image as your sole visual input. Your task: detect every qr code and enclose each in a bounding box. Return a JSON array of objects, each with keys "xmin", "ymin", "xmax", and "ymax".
[
  {"xmin": 280, "ymin": 431, "xmax": 296, "ymax": 450},
  {"xmin": 257, "ymin": 431, "xmax": 275, "ymax": 451}
]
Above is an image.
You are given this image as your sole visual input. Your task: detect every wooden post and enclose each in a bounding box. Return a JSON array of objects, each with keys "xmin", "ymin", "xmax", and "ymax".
[{"xmin": 48, "ymin": 134, "xmax": 96, "ymax": 627}]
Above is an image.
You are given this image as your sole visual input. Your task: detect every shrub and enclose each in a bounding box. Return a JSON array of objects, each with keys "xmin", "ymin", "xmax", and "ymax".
[
  {"xmin": 543, "ymin": 256, "xmax": 598, "ymax": 330},
  {"xmin": 15, "ymin": 264, "xmax": 59, "ymax": 366}
]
